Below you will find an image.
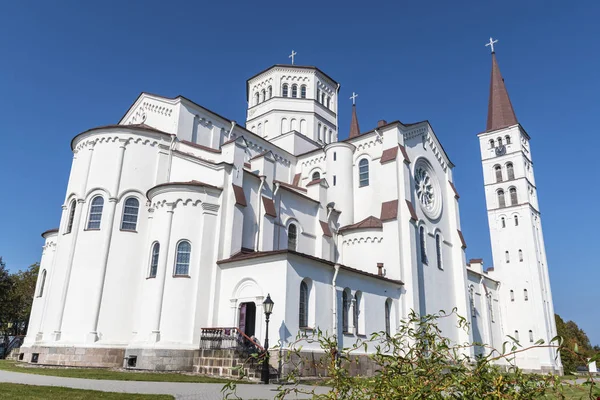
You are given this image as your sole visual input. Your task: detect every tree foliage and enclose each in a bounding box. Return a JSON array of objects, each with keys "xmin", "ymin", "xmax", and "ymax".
[
  {"xmin": 224, "ymin": 310, "xmax": 599, "ymax": 399},
  {"xmin": 555, "ymin": 313, "xmax": 597, "ymax": 374}
]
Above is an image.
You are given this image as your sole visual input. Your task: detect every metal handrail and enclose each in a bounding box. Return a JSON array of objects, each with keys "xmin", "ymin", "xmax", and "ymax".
[{"xmin": 200, "ymin": 327, "xmax": 265, "ymax": 352}]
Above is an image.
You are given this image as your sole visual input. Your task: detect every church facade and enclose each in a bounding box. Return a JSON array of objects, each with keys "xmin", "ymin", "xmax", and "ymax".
[{"xmin": 21, "ymin": 49, "xmax": 561, "ymax": 374}]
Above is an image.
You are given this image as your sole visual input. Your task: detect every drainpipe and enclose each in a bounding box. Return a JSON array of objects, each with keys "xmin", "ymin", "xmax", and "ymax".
[
  {"xmin": 332, "ymin": 264, "xmax": 340, "ymax": 334},
  {"xmin": 166, "ymin": 134, "xmax": 177, "ymax": 182},
  {"xmin": 254, "ymin": 176, "xmax": 266, "ymax": 251}
]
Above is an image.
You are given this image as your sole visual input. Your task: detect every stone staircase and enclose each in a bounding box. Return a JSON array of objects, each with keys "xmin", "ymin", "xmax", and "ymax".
[{"xmin": 193, "ymin": 348, "xmax": 278, "ymax": 381}]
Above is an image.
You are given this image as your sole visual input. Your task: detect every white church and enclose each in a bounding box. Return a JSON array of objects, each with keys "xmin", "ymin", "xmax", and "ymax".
[{"xmin": 20, "ymin": 43, "xmax": 561, "ymax": 375}]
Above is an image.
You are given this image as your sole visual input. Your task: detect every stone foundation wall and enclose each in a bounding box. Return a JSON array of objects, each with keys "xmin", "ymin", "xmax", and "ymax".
[
  {"xmin": 19, "ymin": 346, "xmax": 125, "ymax": 368},
  {"xmin": 123, "ymin": 348, "xmax": 195, "ymax": 371},
  {"xmin": 273, "ymin": 349, "xmax": 377, "ymax": 378},
  {"xmin": 193, "ymin": 349, "xmax": 263, "ymax": 379}
]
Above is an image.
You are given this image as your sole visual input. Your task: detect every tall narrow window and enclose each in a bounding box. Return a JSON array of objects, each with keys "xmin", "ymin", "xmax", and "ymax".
[
  {"xmin": 299, "ymin": 119, "xmax": 306, "ymax": 133},
  {"xmin": 261, "ymin": 89, "xmax": 265, "ymax": 102},
  {"xmin": 317, "ymin": 89, "xmax": 321, "ymax": 102},
  {"xmin": 329, "ymin": 130, "xmax": 333, "ymax": 143},
  {"xmin": 321, "ymin": 92, "xmax": 325, "ymax": 103},
  {"xmin": 174, "ymin": 240, "xmax": 191, "ymax": 276},
  {"xmin": 333, "ymin": 176, "xmax": 337, "ymax": 186},
  {"xmin": 268, "ymin": 86, "xmax": 272, "ymax": 99},
  {"xmin": 490, "ymin": 139, "xmax": 495, "ymax": 148},
  {"xmin": 333, "ymin": 152, "xmax": 337, "ymax": 161},
  {"xmin": 506, "ymin": 163, "xmax": 514, "ymax": 180},
  {"xmin": 510, "ymin": 187, "xmax": 518, "ymax": 205},
  {"xmin": 435, "ymin": 233, "xmax": 443, "ymax": 270},
  {"xmin": 342, "ymin": 290, "xmax": 349, "ymax": 333},
  {"xmin": 149, "ymin": 242, "xmax": 160, "ymax": 278},
  {"xmin": 291, "ymin": 84, "xmax": 298, "ymax": 98},
  {"xmin": 498, "ymin": 137, "xmax": 503, "ymax": 146},
  {"xmin": 300, "ymin": 85, "xmax": 306, "ymax": 98},
  {"xmin": 358, "ymin": 159, "xmax": 369, "ymax": 187},
  {"xmin": 87, "ymin": 196, "xmax": 104, "ymax": 230},
  {"xmin": 257, "ymin": 123, "xmax": 263, "ymax": 136},
  {"xmin": 497, "ymin": 190, "xmax": 506, "ymax": 208},
  {"xmin": 487, "ymin": 292, "xmax": 494, "ymax": 322},
  {"xmin": 121, "ymin": 197, "xmax": 140, "ymax": 231},
  {"xmin": 505, "ymin": 135, "xmax": 511, "ymax": 145},
  {"xmin": 469, "ymin": 285, "xmax": 476, "ymax": 317},
  {"xmin": 524, "ymin": 289, "xmax": 529, "ymax": 301},
  {"xmin": 326, "ymin": 96, "xmax": 330, "ymax": 108},
  {"xmin": 66, "ymin": 199, "xmax": 76, "ymax": 234},
  {"xmin": 323, "ymin": 125, "xmax": 327, "ymax": 142},
  {"xmin": 519, "ymin": 249, "xmax": 523, "ymax": 262},
  {"xmin": 514, "ymin": 215, "xmax": 519, "ymax": 226},
  {"xmin": 317, "ymin": 123, "xmax": 321, "ymax": 141},
  {"xmin": 384, "ymin": 299, "xmax": 391, "ymax": 336},
  {"xmin": 37, "ymin": 269, "xmax": 47, "ymax": 297},
  {"xmin": 290, "ymin": 119, "xmax": 297, "ymax": 132},
  {"xmin": 529, "ymin": 330, "xmax": 534, "ymax": 343},
  {"xmin": 495, "ymin": 165, "xmax": 503, "ymax": 182},
  {"xmin": 282, "ymin": 84, "xmax": 289, "ymax": 97},
  {"xmin": 419, "ymin": 226, "xmax": 427, "ymax": 264},
  {"xmin": 514, "ymin": 330, "xmax": 519, "ymax": 341},
  {"xmin": 501, "ymin": 217, "xmax": 506, "ymax": 228},
  {"xmin": 287, "ymin": 224, "xmax": 298, "ymax": 251},
  {"xmin": 312, "ymin": 171, "xmax": 320, "ymax": 181},
  {"xmin": 505, "ymin": 250, "xmax": 510, "ymax": 263},
  {"xmin": 354, "ymin": 292, "xmax": 361, "ymax": 335},
  {"xmin": 281, "ymin": 118, "xmax": 288, "ymax": 134},
  {"xmin": 510, "ymin": 289, "xmax": 515, "ymax": 301},
  {"xmin": 299, "ymin": 281, "xmax": 309, "ymax": 328}
]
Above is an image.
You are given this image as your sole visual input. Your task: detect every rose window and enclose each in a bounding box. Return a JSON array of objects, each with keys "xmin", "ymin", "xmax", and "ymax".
[
  {"xmin": 415, "ymin": 168, "xmax": 434, "ymax": 211},
  {"xmin": 413, "ymin": 159, "xmax": 442, "ymax": 219}
]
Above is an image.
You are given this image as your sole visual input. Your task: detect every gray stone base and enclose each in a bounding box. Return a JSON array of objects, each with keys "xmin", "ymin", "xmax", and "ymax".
[
  {"xmin": 19, "ymin": 346, "xmax": 125, "ymax": 368},
  {"xmin": 124, "ymin": 348, "xmax": 195, "ymax": 371}
]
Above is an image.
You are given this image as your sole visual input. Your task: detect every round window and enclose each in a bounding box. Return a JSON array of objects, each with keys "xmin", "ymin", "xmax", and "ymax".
[{"xmin": 414, "ymin": 159, "xmax": 442, "ymax": 219}]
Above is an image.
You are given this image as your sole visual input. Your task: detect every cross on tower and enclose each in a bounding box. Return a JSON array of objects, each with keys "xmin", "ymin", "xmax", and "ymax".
[
  {"xmin": 289, "ymin": 50, "xmax": 297, "ymax": 65},
  {"xmin": 485, "ymin": 37, "xmax": 498, "ymax": 53},
  {"xmin": 350, "ymin": 92, "xmax": 358, "ymax": 105}
]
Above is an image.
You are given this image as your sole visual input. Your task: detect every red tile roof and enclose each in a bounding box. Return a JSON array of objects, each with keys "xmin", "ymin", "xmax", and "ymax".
[
  {"xmin": 232, "ymin": 184, "xmax": 247, "ymax": 207},
  {"xmin": 320, "ymin": 221, "xmax": 333, "ymax": 237},
  {"xmin": 306, "ymin": 178, "xmax": 323, "ymax": 187},
  {"xmin": 405, "ymin": 200, "xmax": 418, "ymax": 221},
  {"xmin": 457, "ymin": 229, "xmax": 467, "ymax": 249},
  {"xmin": 292, "ymin": 173, "xmax": 301, "ymax": 186},
  {"xmin": 349, "ymin": 105, "xmax": 360, "ymax": 138},
  {"xmin": 262, "ymin": 196, "xmax": 276, "ymax": 217},
  {"xmin": 339, "ymin": 216, "xmax": 383, "ymax": 233},
  {"xmin": 380, "ymin": 146, "xmax": 398, "ymax": 164},
  {"xmin": 486, "ymin": 53, "xmax": 518, "ymax": 132},
  {"xmin": 398, "ymin": 144, "xmax": 411, "ymax": 164},
  {"xmin": 274, "ymin": 180, "xmax": 307, "ymax": 193},
  {"xmin": 180, "ymin": 140, "xmax": 221, "ymax": 153},
  {"xmin": 380, "ymin": 200, "xmax": 399, "ymax": 222}
]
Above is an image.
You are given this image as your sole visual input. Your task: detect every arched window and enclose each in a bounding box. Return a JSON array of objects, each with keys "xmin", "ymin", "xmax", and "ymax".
[
  {"xmin": 514, "ymin": 215, "xmax": 519, "ymax": 226},
  {"xmin": 149, "ymin": 242, "xmax": 160, "ymax": 278},
  {"xmin": 121, "ymin": 197, "xmax": 140, "ymax": 231},
  {"xmin": 291, "ymin": 118, "xmax": 298, "ymax": 132},
  {"xmin": 498, "ymin": 137, "xmax": 503, "ymax": 146},
  {"xmin": 254, "ymin": 92, "xmax": 259, "ymax": 105},
  {"xmin": 519, "ymin": 249, "xmax": 523, "ymax": 262},
  {"xmin": 435, "ymin": 233, "xmax": 443, "ymax": 270},
  {"xmin": 489, "ymin": 139, "xmax": 495, "ymax": 148},
  {"xmin": 66, "ymin": 199, "xmax": 76, "ymax": 234},
  {"xmin": 300, "ymin": 85, "xmax": 306, "ymax": 98},
  {"xmin": 505, "ymin": 250, "xmax": 510, "ymax": 263},
  {"xmin": 529, "ymin": 330, "xmax": 534, "ymax": 343},
  {"xmin": 506, "ymin": 163, "xmax": 515, "ymax": 180},
  {"xmin": 342, "ymin": 289, "xmax": 350, "ymax": 333},
  {"xmin": 505, "ymin": 135, "xmax": 511, "ymax": 145},
  {"xmin": 281, "ymin": 118, "xmax": 289, "ymax": 134},
  {"xmin": 87, "ymin": 196, "xmax": 104, "ymax": 230},
  {"xmin": 317, "ymin": 89, "xmax": 321, "ymax": 102},
  {"xmin": 469, "ymin": 285, "xmax": 476, "ymax": 317},
  {"xmin": 384, "ymin": 299, "xmax": 392, "ymax": 336},
  {"xmin": 354, "ymin": 292, "xmax": 362, "ymax": 335},
  {"xmin": 261, "ymin": 89, "xmax": 265, "ymax": 102},
  {"xmin": 37, "ymin": 269, "xmax": 47, "ymax": 297},
  {"xmin": 287, "ymin": 223, "xmax": 298, "ymax": 251},
  {"xmin": 321, "ymin": 92, "xmax": 325, "ymax": 104},
  {"xmin": 510, "ymin": 289, "xmax": 515, "ymax": 301},
  {"xmin": 329, "ymin": 130, "xmax": 333, "ymax": 143},
  {"xmin": 419, "ymin": 226, "xmax": 427, "ymax": 264},
  {"xmin": 291, "ymin": 84, "xmax": 298, "ymax": 98},
  {"xmin": 514, "ymin": 330, "xmax": 519, "ymax": 341},
  {"xmin": 268, "ymin": 86, "xmax": 272, "ymax": 99},
  {"xmin": 257, "ymin": 123, "xmax": 263, "ymax": 136},
  {"xmin": 326, "ymin": 96, "xmax": 330, "ymax": 108},
  {"xmin": 358, "ymin": 158, "xmax": 369, "ymax": 187},
  {"xmin": 174, "ymin": 240, "xmax": 191, "ymax": 276},
  {"xmin": 317, "ymin": 123, "xmax": 321, "ymax": 141},
  {"xmin": 299, "ymin": 281, "xmax": 309, "ymax": 328},
  {"xmin": 524, "ymin": 289, "xmax": 529, "ymax": 301},
  {"xmin": 510, "ymin": 187, "xmax": 518, "ymax": 205},
  {"xmin": 282, "ymin": 84, "xmax": 289, "ymax": 97},
  {"xmin": 501, "ymin": 217, "xmax": 506, "ymax": 228},
  {"xmin": 494, "ymin": 165, "xmax": 503, "ymax": 182},
  {"xmin": 312, "ymin": 171, "xmax": 320, "ymax": 181},
  {"xmin": 497, "ymin": 190, "xmax": 506, "ymax": 208},
  {"xmin": 299, "ymin": 119, "xmax": 306, "ymax": 134}
]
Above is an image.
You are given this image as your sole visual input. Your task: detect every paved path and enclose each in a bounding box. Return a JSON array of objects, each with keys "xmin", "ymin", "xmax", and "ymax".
[{"xmin": 0, "ymin": 370, "xmax": 330, "ymax": 399}]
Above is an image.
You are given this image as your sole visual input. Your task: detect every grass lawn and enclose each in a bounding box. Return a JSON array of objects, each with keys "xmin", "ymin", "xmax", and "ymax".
[
  {"xmin": 544, "ymin": 383, "xmax": 600, "ymax": 399},
  {"xmin": 0, "ymin": 382, "xmax": 174, "ymax": 399},
  {"xmin": 0, "ymin": 360, "xmax": 243, "ymax": 383}
]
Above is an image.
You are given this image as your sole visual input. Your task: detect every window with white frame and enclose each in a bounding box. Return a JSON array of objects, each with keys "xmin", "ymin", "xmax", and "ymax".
[
  {"xmin": 291, "ymin": 84, "xmax": 298, "ymax": 98},
  {"xmin": 514, "ymin": 330, "xmax": 519, "ymax": 341},
  {"xmin": 501, "ymin": 217, "xmax": 506, "ymax": 228},
  {"xmin": 529, "ymin": 330, "xmax": 534, "ymax": 343},
  {"xmin": 510, "ymin": 289, "xmax": 515, "ymax": 301},
  {"xmin": 494, "ymin": 165, "xmax": 502, "ymax": 182},
  {"xmin": 268, "ymin": 86, "xmax": 272, "ymax": 99},
  {"xmin": 299, "ymin": 280, "xmax": 309, "ymax": 328},
  {"xmin": 506, "ymin": 162, "xmax": 515, "ymax": 180},
  {"xmin": 469, "ymin": 285, "xmax": 476, "ymax": 318},
  {"xmin": 497, "ymin": 190, "xmax": 506, "ymax": 208},
  {"xmin": 149, "ymin": 242, "xmax": 160, "ymax": 278},
  {"xmin": 87, "ymin": 196, "xmax": 104, "ymax": 230},
  {"xmin": 384, "ymin": 298, "xmax": 392, "ymax": 336},
  {"xmin": 287, "ymin": 223, "xmax": 298, "ymax": 251},
  {"xmin": 419, "ymin": 226, "xmax": 427, "ymax": 264},
  {"xmin": 524, "ymin": 288, "xmax": 528, "ymax": 301},
  {"xmin": 282, "ymin": 84, "xmax": 289, "ymax": 97},
  {"xmin": 300, "ymin": 85, "xmax": 306, "ymax": 98},
  {"xmin": 342, "ymin": 289, "xmax": 350, "ymax": 333},
  {"xmin": 174, "ymin": 240, "xmax": 191, "ymax": 276},
  {"xmin": 121, "ymin": 197, "xmax": 140, "ymax": 231},
  {"xmin": 436, "ymin": 233, "xmax": 443, "ymax": 270},
  {"xmin": 312, "ymin": 171, "xmax": 320, "ymax": 181},
  {"xmin": 509, "ymin": 187, "xmax": 518, "ymax": 205},
  {"xmin": 358, "ymin": 158, "xmax": 369, "ymax": 187},
  {"xmin": 514, "ymin": 215, "xmax": 519, "ymax": 226},
  {"xmin": 254, "ymin": 92, "xmax": 259, "ymax": 105},
  {"xmin": 505, "ymin": 250, "xmax": 510, "ymax": 263},
  {"xmin": 37, "ymin": 269, "xmax": 47, "ymax": 297},
  {"xmin": 66, "ymin": 199, "xmax": 76, "ymax": 234},
  {"xmin": 354, "ymin": 291, "xmax": 362, "ymax": 335},
  {"xmin": 519, "ymin": 249, "xmax": 523, "ymax": 262}
]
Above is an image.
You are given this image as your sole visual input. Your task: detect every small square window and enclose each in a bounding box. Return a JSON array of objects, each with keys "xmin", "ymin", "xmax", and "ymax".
[{"xmin": 31, "ymin": 353, "xmax": 39, "ymax": 363}]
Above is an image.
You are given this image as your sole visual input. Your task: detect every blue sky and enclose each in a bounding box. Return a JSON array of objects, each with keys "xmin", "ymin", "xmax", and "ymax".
[{"xmin": 1, "ymin": 1, "xmax": 598, "ymax": 343}]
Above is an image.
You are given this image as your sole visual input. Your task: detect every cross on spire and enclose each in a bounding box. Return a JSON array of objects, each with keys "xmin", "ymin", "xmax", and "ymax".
[
  {"xmin": 350, "ymin": 92, "xmax": 358, "ymax": 105},
  {"xmin": 485, "ymin": 37, "xmax": 498, "ymax": 53},
  {"xmin": 289, "ymin": 50, "xmax": 297, "ymax": 65}
]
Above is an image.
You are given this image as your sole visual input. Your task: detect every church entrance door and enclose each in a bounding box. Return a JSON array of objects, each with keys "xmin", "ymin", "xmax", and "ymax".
[{"xmin": 238, "ymin": 302, "xmax": 256, "ymax": 338}]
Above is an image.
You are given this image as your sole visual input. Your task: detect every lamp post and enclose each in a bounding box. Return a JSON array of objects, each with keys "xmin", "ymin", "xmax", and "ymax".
[{"xmin": 261, "ymin": 293, "xmax": 274, "ymax": 384}]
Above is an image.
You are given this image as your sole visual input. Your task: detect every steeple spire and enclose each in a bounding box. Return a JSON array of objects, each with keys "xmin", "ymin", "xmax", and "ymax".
[
  {"xmin": 349, "ymin": 92, "xmax": 360, "ymax": 138},
  {"xmin": 486, "ymin": 51, "xmax": 518, "ymax": 132}
]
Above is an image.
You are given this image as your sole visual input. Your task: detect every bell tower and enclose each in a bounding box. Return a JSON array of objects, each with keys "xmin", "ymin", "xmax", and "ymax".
[{"xmin": 477, "ymin": 39, "xmax": 561, "ymax": 373}]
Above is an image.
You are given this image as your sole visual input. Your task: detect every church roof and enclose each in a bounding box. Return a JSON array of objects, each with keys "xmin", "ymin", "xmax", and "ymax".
[
  {"xmin": 246, "ymin": 64, "xmax": 339, "ymax": 86},
  {"xmin": 348, "ymin": 105, "xmax": 361, "ymax": 139},
  {"xmin": 71, "ymin": 124, "xmax": 171, "ymax": 150},
  {"xmin": 486, "ymin": 53, "xmax": 518, "ymax": 132},
  {"xmin": 339, "ymin": 215, "xmax": 383, "ymax": 233}
]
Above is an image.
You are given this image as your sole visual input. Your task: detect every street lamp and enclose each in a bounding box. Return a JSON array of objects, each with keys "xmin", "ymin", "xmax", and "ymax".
[{"xmin": 261, "ymin": 294, "xmax": 274, "ymax": 384}]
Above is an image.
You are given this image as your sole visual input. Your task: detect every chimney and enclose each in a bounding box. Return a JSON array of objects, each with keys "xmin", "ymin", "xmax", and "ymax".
[
  {"xmin": 377, "ymin": 120, "xmax": 387, "ymax": 127},
  {"xmin": 377, "ymin": 262, "xmax": 384, "ymax": 276}
]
